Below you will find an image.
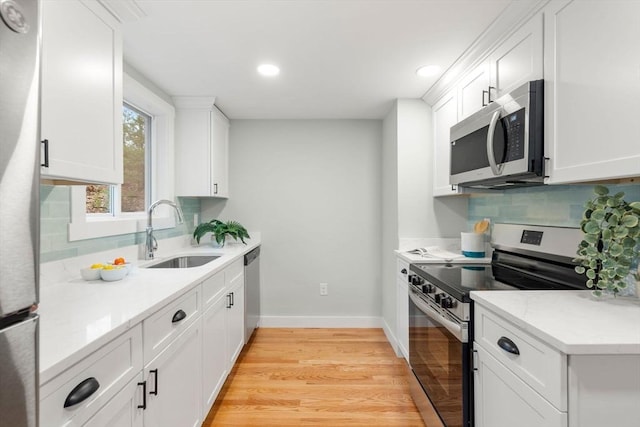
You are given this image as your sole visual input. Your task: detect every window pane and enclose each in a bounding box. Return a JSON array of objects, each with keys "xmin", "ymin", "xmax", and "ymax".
[
  {"xmin": 86, "ymin": 185, "xmax": 112, "ymax": 213},
  {"xmin": 122, "ymin": 104, "xmax": 149, "ymax": 213}
]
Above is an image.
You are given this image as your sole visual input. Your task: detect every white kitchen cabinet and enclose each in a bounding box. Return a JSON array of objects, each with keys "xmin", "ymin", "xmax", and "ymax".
[
  {"xmin": 474, "ymin": 344, "xmax": 567, "ymax": 427},
  {"xmin": 543, "ymin": 0, "xmax": 640, "ymax": 183},
  {"xmin": 226, "ymin": 266, "xmax": 245, "ymax": 367},
  {"xmin": 83, "ymin": 374, "xmax": 144, "ymax": 427},
  {"xmin": 489, "ymin": 13, "xmax": 543, "ymax": 99},
  {"xmin": 432, "ymin": 90, "xmax": 460, "ymax": 197},
  {"xmin": 144, "ymin": 319, "xmax": 202, "ymax": 427},
  {"xmin": 474, "ymin": 302, "xmax": 640, "ymax": 427},
  {"xmin": 458, "ymin": 62, "xmax": 491, "ymax": 120},
  {"xmin": 39, "ymin": 326, "xmax": 142, "ymax": 427},
  {"xmin": 201, "ymin": 291, "xmax": 229, "ymax": 416},
  {"xmin": 201, "ymin": 259, "xmax": 245, "ymax": 415},
  {"xmin": 174, "ymin": 97, "xmax": 229, "ymax": 198},
  {"xmin": 395, "ymin": 258, "xmax": 409, "ymax": 361},
  {"xmin": 40, "ymin": 0, "xmax": 123, "ymax": 185}
]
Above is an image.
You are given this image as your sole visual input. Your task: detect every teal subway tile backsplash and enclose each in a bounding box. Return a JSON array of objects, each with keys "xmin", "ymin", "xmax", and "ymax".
[
  {"xmin": 40, "ymin": 185, "xmax": 201, "ymax": 263},
  {"xmin": 468, "ymin": 183, "xmax": 640, "ymax": 229}
]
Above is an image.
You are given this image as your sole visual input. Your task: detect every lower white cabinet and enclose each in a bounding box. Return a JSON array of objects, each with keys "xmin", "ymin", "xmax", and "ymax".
[
  {"xmin": 201, "ymin": 259, "xmax": 246, "ymax": 416},
  {"xmin": 40, "ymin": 326, "xmax": 143, "ymax": 427},
  {"xmin": 474, "ymin": 344, "xmax": 567, "ymax": 427},
  {"xmin": 227, "ymin": 270, "xmax": 245, "ymax": 367},
  {"xmin": 474, "ymin": 302, "xmax": 640, "ymax": 427},
  {"xmin": 201, "ymin": 291, "xmax": 229, "ymax": 415},
  {"xmin": 83, "ymin": 374, "xmax": 144, "ymax": 427},
  {"xmin": 396, "ymin": 258, "xmax": 409, "ymax": 360},
  {"xmin": 143, "ymin": 319, "xmax": 202, "ymax": 427}
]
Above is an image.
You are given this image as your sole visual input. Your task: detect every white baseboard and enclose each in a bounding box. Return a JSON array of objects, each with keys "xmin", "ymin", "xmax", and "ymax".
[
  {"xmin": 259, "ymin": 316, "xmax": 383, "ymax": 328},
  {"xmin": 382, "ymin": 318, "xmax": 402, "ymax": 358}
]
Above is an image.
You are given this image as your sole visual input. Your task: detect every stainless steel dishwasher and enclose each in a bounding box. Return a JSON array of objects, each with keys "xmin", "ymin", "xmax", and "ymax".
[{"xmin": 244, "ymin": 246, "xmax": 260, "ymax": 342}]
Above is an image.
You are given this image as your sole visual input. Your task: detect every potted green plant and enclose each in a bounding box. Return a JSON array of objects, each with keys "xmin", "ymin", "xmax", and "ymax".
[
  {"xmin": 193, "ymin": 219, "xmax": 250, "ymax": 247},
  {"xmin": 574, "ymin": 185, "xmax": 640, "ymax": 296}
]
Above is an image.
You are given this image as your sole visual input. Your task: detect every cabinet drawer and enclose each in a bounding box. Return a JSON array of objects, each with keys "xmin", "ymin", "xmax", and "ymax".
[
  {"xmin": 202, "ymin": 271, "xmax": 225, "ymax": 308},
  {"xmin": 40, "ymin": 325, "xmax": 142, "ymax": 427},
  {"xmin": 143, "ymin": 287, "xmax": 200, "ymax": 365},
  {"xmin": 225, "ymin": 258, "xmax": 244, "ymax": 284},
  {"xmin": 474, "ymin": 304, "xmax": 567, "ymax": 410}
]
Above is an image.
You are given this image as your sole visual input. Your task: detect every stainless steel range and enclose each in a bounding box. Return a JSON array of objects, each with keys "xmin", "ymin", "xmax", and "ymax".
[{"xmin": 407, "ymin": 224, "xmax": 585, "ymax": 427}]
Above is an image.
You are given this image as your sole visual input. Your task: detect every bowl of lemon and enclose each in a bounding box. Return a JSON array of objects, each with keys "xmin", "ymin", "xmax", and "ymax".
[
  {"xmin": 81, "ymin": 263, "xmax": 104, "ymax": 281},
  {"xmin": 99, "ymin": 264, "xmax": 127, "ymax": 282}
]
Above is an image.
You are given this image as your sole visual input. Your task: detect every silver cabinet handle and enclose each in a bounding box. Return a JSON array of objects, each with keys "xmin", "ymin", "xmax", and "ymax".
[{"xmin": 487, "ymin": 110, "xmax": 504, "ymax": 176}]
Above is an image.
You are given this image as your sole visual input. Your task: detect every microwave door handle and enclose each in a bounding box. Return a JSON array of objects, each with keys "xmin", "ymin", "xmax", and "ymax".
[{"xmin": 487, "ymin": 110, "xmax": 504, "ymax": 176}]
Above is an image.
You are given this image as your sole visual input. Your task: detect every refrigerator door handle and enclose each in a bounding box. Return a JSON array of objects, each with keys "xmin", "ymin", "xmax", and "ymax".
[{"xmin": 63, "ymin": 377, "xmax": 100, "ymax": 408}]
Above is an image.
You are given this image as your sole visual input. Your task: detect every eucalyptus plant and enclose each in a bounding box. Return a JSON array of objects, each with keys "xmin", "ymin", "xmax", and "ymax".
[
  {"xmin": 193, "ymin": 219, "xmax": 250, "ymax": 246},
  {"xmin": 574, "ymin": 185, "xmax": 640, "ymax": 296}
]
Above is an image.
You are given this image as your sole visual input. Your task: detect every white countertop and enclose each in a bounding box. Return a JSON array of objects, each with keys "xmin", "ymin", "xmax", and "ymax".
[
  {"xmin": 396, "ymin": 250, "xmax": 492, "ymax": 264},
  {"xmin": 471, "ymin": 290, "xmax": 640, "ymax": 355},
  {"xmin": 38, "ymin": 237, "xmax": 260, "ymax": 385}
]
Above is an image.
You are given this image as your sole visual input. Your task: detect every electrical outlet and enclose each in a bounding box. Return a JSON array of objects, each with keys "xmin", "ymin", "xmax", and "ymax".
[{"xmin": 319, "ymin": 283, "xmax": 328, "ymax": 296}]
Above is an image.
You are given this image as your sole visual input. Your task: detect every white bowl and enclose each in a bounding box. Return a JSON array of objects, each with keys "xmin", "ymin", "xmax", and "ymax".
[
  {"xmin": 80, "ymin": 267, "xmax": 102, "ymax": 281},
  {"xmin": 100, "ymin": 267, "xmax": 127, "ymax": 282}
]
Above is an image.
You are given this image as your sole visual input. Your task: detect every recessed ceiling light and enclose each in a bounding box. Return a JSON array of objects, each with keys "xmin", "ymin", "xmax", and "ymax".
[
  {"xmin": 416, "ymin": 65, "xmax": 441, "ymax": 78},
  {"xmin": 257, "ymin": 64, "xmax": 280, "ymax": 77}
]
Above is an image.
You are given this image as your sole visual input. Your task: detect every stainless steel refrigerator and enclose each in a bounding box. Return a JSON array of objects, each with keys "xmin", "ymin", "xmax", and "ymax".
[{"xmin": 0, "ymin": 0, "xmax": 40, "ymax": 426}]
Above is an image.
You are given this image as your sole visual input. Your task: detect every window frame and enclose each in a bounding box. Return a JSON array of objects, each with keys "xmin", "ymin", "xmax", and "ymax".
[{"xmin": 68, "ymin": 72, "xmax": 177, "ymax": 241}]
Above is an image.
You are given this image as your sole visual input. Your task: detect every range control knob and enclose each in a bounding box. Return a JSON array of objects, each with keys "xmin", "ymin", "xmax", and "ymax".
[
  {"xmin": 441, "ymin": 297, "xmax": 455, "ymax": 309},
  {"xmin": 434, "ymin": 293, "xmax": 444, "ymax": 303},
  {"xmin": 425, "ymin": 284, "xmax": 435, "ymax": 294}
]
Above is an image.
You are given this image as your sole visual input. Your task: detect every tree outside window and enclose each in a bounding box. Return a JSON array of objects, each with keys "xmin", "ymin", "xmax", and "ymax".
[{"xmin": 86, "ymin": 104, "xmax": 150, "ymax": 214}]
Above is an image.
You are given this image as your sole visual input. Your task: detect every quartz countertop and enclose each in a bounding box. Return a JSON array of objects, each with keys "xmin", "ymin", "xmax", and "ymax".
[
  {"xmin": 396, "ymin": 250, "xmax": 491, "ymax": 264},
  {"xmin": 471, "ymin": 290, "xmax": 640, "ymax": 355},
  {"xmin": 38, "ymin": 237, "xmax": 260, "ymax": 385}
]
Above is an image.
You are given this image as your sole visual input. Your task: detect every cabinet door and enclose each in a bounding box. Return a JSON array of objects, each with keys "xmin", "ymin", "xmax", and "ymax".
[
  {"xmin": 144, "ymin": 319, "xmax": 202, "ymax": 427},
  {"xmin": 458, "ymin": 62, "xmax": 491, "ymax": 120},
  {"xmin": 474, "ymin": 343, "xmax": 567, "ymax": 427},
  {"xmin": 210, "ymin": 109, "xmax": 229, "ymax": 198},
  {"xmin": 396, "ymin": 279, "xmax": 409, "ymax": 361},
  {"xmin": 82, "ymin": 374, "xmax": 144, "ymax": 427},
  {"xmin": 227, "ymin": 275, "xmax": 245, "ymax": 367},
  {"xmin": 432, "ymin": 90, "xmax": 459, "ymax": 197},
  {"xmin": 490, "ymin": 12, "xmax": 543, "ymax": 98},
  {"xmin": 174, "ymin": 107, "xmax": 212, "ymax": 196},
  {"xmin": 201, "ymin": 294, "xmax": 229, "ymax": 415},
  {"xmin": 40, "ymin": 0, "xmax": 123, "ymax": 185},
  {"xmin": 544, "ymin": 0, "xmax": 640, "ymax": 183}
]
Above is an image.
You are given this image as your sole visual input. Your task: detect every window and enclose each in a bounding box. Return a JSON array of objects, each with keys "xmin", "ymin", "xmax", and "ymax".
[
  {"xmin": 68, "ymin": 72, "xmax": 176, "ymax": 241},
  {"xmin": 86, "ymin": 104, "xmax": 152, "ymax": 215}
]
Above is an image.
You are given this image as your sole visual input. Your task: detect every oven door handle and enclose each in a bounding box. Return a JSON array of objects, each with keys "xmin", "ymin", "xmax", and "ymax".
[{"xmin": 409, "ymin": 290, "xmax": 467, "ymax": 343}]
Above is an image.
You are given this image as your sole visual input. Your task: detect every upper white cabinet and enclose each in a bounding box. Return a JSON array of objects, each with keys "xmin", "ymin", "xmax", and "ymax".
[
  {"xmin": 40, "ymin": 0, "xmax": 123, "ymax": 185},
  {"xmin": 174, "ymin": 97, "xmax": 229, "ymax": 198},
  {"xmin": 489, "ymin": 13, "xmax": 543, "ymax": 100},
  {"xmin": 543, "ymin": 0, "xmax": 640, "ymax": 183},
  {"xmin": 457, "ymin": 13, "xmax": 543, "ymax": 122},
  {"xmin": 432, "ymin": 90, "xmax": 459, "ymax": 197},
  {"xmin": 458, "ymin": 62, "xmax": 491, "ymax": 121}
]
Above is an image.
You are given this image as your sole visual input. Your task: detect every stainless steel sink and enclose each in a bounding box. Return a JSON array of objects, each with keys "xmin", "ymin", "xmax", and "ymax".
[{"xmin": 145, "ymin": 255, "xmax": 220, "ymax": 269}]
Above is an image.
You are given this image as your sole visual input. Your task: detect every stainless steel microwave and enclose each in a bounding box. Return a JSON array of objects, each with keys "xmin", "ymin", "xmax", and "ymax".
[{"xmin": 449, "ymin": 80, "xmax": 544, "ymax": 189}]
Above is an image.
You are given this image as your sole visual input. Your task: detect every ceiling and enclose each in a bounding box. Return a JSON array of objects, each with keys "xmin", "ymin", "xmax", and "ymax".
[{"xmin": 121, "ymin": 0, "xmax": 511, "ymax": 119}]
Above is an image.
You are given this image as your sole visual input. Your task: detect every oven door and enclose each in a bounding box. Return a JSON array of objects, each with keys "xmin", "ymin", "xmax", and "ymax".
[{"xmin": 408, "ymin": 289, "xmax": 471, "ymax": 427}]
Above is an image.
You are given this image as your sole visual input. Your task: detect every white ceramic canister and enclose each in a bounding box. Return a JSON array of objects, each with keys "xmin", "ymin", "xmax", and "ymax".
[{"xmin": 461, "ymin": 232, "xmax": 485, "ymax": 258}]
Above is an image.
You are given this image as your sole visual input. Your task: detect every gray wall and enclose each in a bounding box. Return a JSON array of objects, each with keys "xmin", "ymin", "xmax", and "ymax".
[{"xmin": 201, "ymin": 120, "xmax": 382, "ymax": 322}]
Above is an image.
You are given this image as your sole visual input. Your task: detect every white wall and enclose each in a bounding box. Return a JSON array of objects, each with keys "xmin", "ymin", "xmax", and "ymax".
[
  {"xmin": 381, "ymin": 99, "xmax": 468, "ymax": 352},
  {"xmin": 201, "ymin": 120, "xmax": 382, "ymax": 326}
]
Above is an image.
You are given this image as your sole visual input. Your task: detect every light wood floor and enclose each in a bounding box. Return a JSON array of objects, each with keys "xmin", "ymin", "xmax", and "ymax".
[{"xmin": 202, "ymin": 328, "xmax": 430, "ymax": 426}]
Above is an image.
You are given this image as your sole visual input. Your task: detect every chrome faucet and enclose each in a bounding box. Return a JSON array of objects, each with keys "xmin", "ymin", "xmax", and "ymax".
[{"xmin": 145, "ymin": 199, "xmax": 185, "ymax": 260}]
